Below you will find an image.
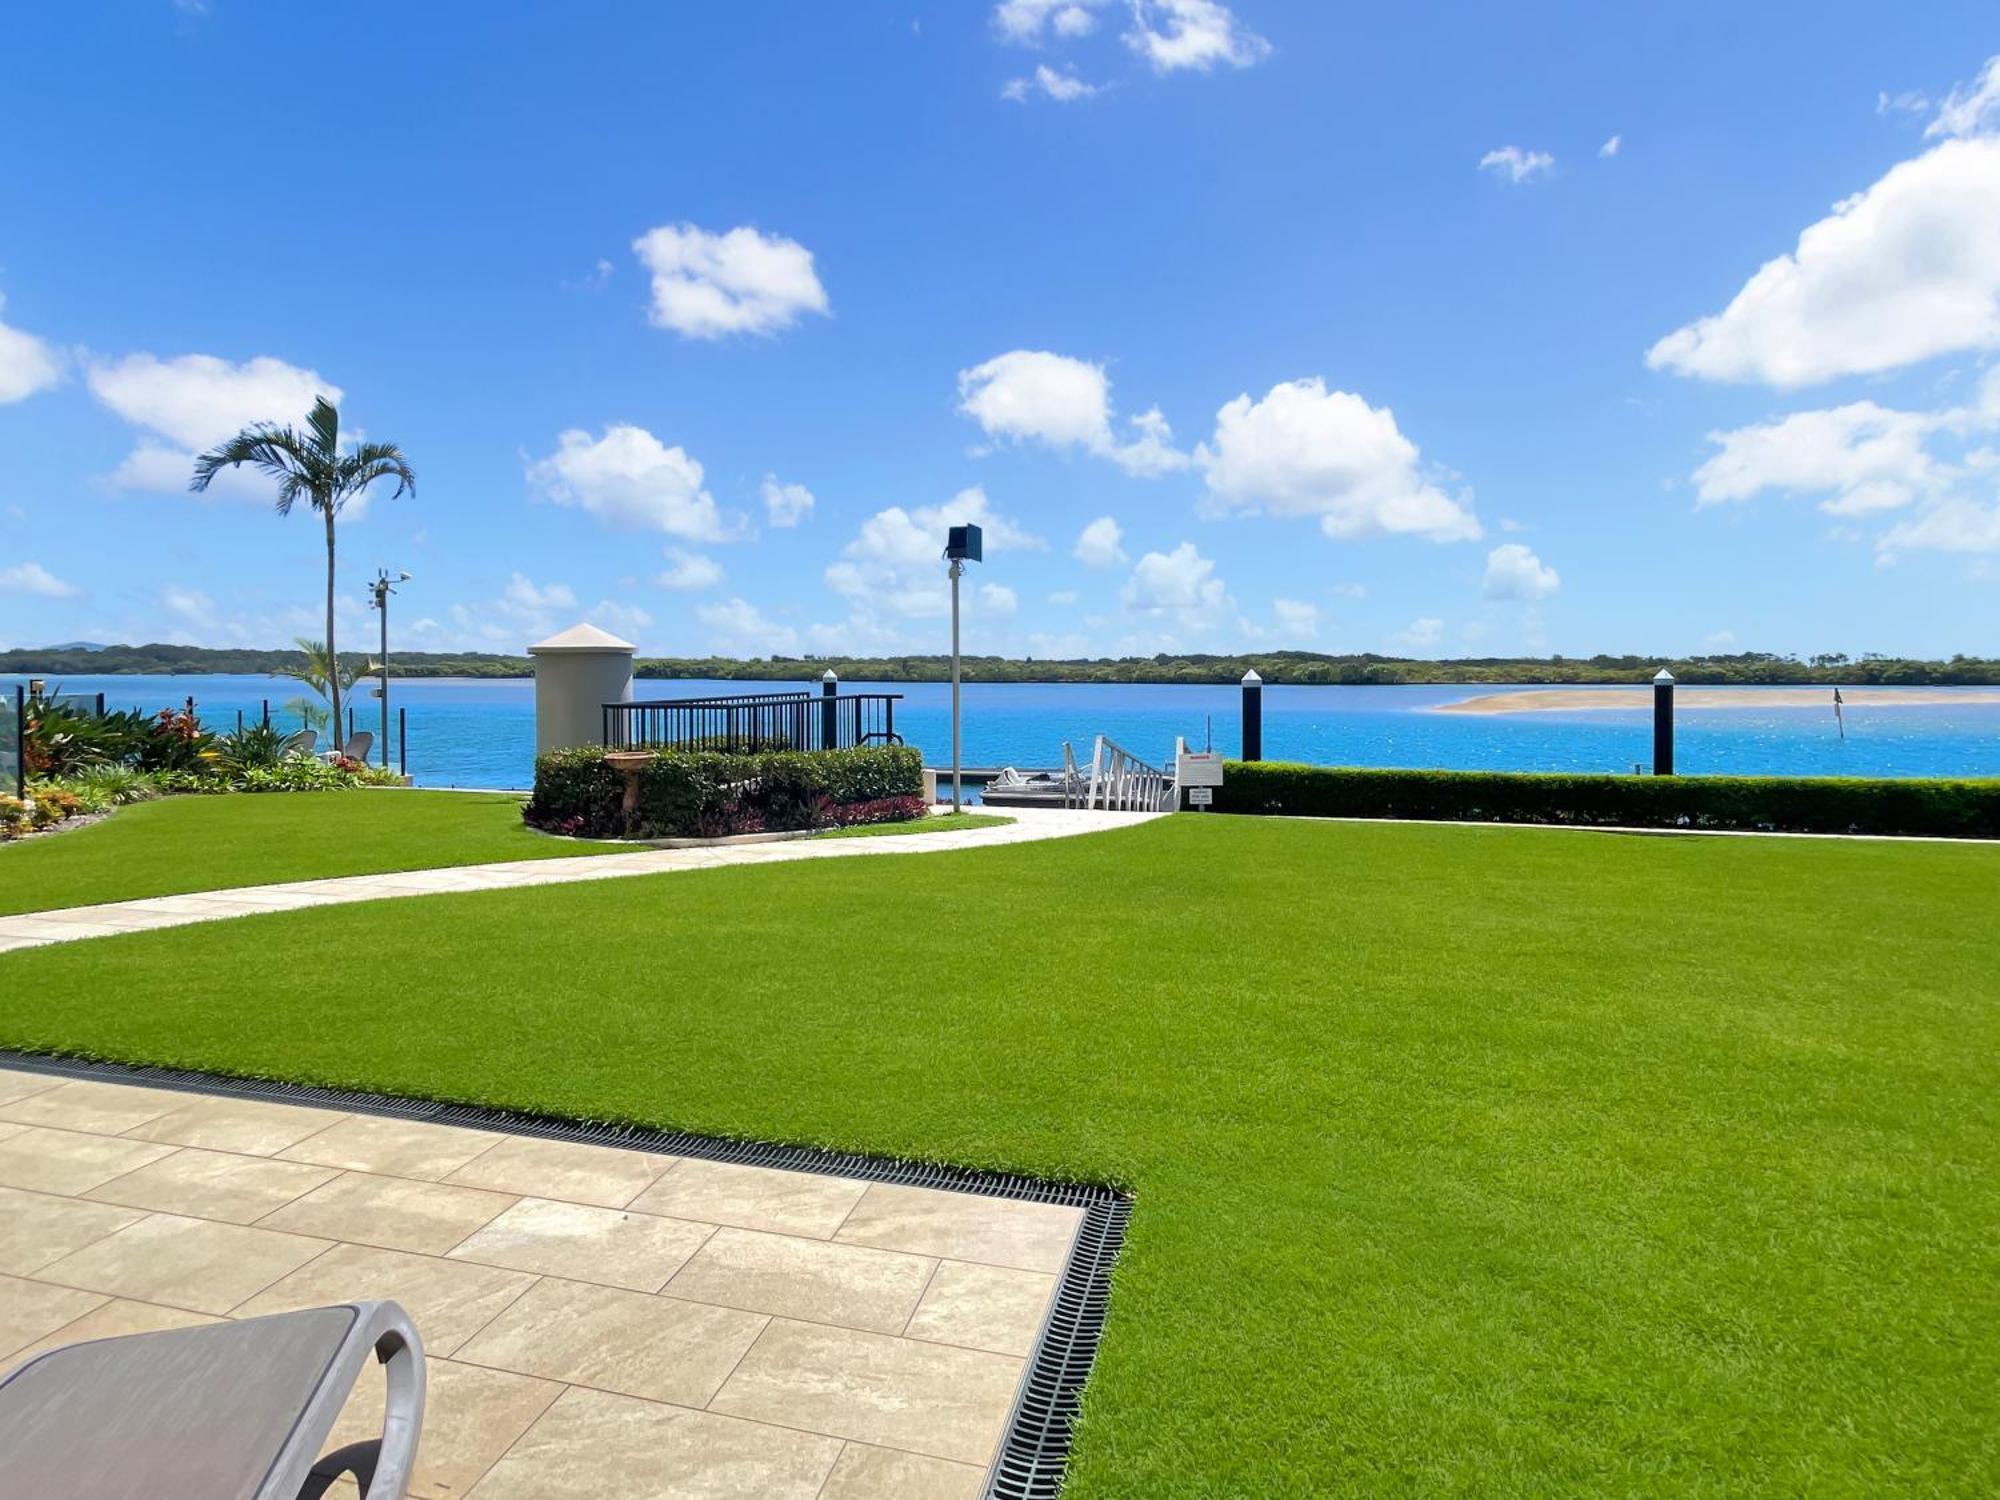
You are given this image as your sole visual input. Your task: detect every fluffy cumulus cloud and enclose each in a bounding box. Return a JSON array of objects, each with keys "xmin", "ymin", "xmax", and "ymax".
[
  {"xmin": 1120, "ymin": 542, "xmax": 1232, "ymax": 638},
  {"xmin": 0, "ymin": 561, "xmax": 79, "ymax": 597},
  {"xmin": 1647, "ymin": 136, "xmax": 2000, "ymax": 387},
  {"xmin": 1599, "ymin": 134, "xmax": 1623, "ymax": 159},
  {"xmin": 826, "ymin": 486, "xmax": 1043, "ymax": 621},
  {"xmin": 696, "ymin": 597, "xmax": 800, "ymax": 656},
  {"xmin": 1073, "ymin": 515, "xmax": 1127, "ymax": 566},
  {"xmin": 631, "ymin": 223, "xmax": 830, "ymax": 340},
  {"xmin": 992, "ymin": 0, "xmax": 1107, "ymax": 42},
  {"xmin": 760, "ymin": 475, "xmax": 814, "ymax": 528},
  {"xmin": 1124, "ymin": 0, "xmax": 1269, "ymax": 73},
  {"xmin": 957, "ymin": 349, "xmax": 1187, "ymax": 475},
  {"xmin": 526, "ymin": 425, "xmax": 729, "ymax": 540},
  {"xmin": 0, "ymin": 296, "xmax": 62, "ymax": 404},
  {"xmin": 86, "ymin": 353, "xmax": 338, "ymax": 496},
  {"xmin": 980, "ymin": 581, "xmax": 1020, "ymax": 616},
  {"xmin": 1483, "ymin": 543, "xmax": 1560, "ymax": 601},
  {"xmin": 658, "ymin": 547, "xmax": 723, "ymax": 591},
  {"xmin": 1479, "ymin": 146, "xmax": 1554, "ymax": 184},
  {"xmin": 1692, "ymin": 401, "xmax": 1955, "ymax": 515},
  {"xmin": 1002, "ymin": 65, "xmax": 1100, "ymax": 102},
  {"xmin": 1686, "ymin": 371, "xmax": 2000, "ymax": 555},
  {"xmin": 1392, "ymin": 617, "xmax": 1444, "ymax": 652},
  {"xmin": 1196, "ymin": 377, "xmax": 1481, "ymax": 542}
]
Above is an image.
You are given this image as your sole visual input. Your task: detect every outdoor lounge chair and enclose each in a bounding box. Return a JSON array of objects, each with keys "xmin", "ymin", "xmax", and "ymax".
[
  {"xmin": 323, "ymin": 730, "xmax": 372, "ymax": 764},
  {"xmin": 0, "ymin": 1300, "xmax": 424, "ymax": 1499},
  {"xmin": 278, "ymin": 728, "xmax": 317, "ymax": 758}
]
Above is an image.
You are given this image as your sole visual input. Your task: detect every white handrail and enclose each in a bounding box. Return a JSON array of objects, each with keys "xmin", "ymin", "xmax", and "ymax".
[{"xmin": 1067, "ymin": 734, "xmax": 1175, "ymax": 812}]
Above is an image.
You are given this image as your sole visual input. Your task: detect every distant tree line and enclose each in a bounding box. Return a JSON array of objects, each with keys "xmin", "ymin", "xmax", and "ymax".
[{"xmin": 4, "ymin": 642, "xmax": 1997, "ymax": 686}]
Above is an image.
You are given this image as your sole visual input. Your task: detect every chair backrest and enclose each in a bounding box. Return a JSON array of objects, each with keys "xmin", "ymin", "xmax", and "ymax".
[
  {"xmin": 341, "ymin": 731, "xmax": 374, "ymax": 763},
  {"xmin": 278, "ymin": 729, "xmax": 316, "ymax": 757}
]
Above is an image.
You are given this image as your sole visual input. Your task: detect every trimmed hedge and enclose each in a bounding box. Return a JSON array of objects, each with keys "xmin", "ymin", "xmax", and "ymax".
[
  {"xmin": 525, "ymin": 745, "xmax": 925, "ymax": 840},
  {"xmin": 1213, "ymin": 762, "xmax": 2000, "ymax": 839}
]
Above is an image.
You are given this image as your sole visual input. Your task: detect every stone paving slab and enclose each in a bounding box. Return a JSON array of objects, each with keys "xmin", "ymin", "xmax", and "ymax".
[
  {"xmin": 0, "ymin": 1065, "xmax": 1081, "ymax": 1498},
  {"xmin": 0, "ymin": 806, "xmax": 1161, "ymax": 954}
]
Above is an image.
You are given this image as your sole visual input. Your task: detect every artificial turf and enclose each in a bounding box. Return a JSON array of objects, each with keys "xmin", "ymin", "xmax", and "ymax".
[
  {"xmin": 0, "ymin": 790, "xmax": 617, "ymax": 914},
  {"xmin": 813, "ymin": 810, "xmax": 1011, "ymax": 838},
  {"xmin": 0, "ymin": 814, "xmax": 1993, "ymax": 1496}
]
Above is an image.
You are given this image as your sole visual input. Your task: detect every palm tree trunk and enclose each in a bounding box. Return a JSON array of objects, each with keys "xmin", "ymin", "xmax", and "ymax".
[{"xmin": 324, "ymin": 504, "xmax": 340, "ymax": 743}]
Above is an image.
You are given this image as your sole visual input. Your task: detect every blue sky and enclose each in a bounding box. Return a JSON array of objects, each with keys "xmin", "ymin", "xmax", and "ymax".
[{"xmin": 2, "ymin": 1, "xmax": 1998, "ymax": 662}]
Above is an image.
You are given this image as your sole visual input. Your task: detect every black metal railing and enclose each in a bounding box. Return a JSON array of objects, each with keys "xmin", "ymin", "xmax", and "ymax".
[{"xmin": 604, "ymin": 690, "xmax": 903, "ymax": 753}]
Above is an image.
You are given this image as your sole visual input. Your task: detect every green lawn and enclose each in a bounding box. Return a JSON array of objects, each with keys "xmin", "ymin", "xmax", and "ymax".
[
  {"xmin": 0, "ymin": 790, "xmax": 619, "ymax": 914},
  {"xmin": 813, "ymin": 810, "xmax": 1010, "ymax": 838},
  {"xmin": 1, "ymin": 815, "xmax": 1994, "ymax": 1496}
]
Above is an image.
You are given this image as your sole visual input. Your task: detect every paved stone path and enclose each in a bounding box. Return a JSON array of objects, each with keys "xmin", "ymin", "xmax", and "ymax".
[
  {"xmin": 0, "ymin": 807, "xmax": 1162, "ymax": 954},
  {"xmin": 0, "ymin": 1064, "xmax": 1085, "ymax": 1497}
]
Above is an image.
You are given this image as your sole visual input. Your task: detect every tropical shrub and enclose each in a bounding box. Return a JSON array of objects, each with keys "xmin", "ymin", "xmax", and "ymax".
[
  {"xmin": 1212, "ymin": 763, "xmax": 2000, "ymax": 839},
  {"xmin": 526, "ymin": 745, "xmax": 924, "ymax": 840},
  {"xmin": 65, "ymin": 765, "xmax": 161, "ymax": 809},
  {"xmin": 0, "ymin": 796, "xmax": 25, "ymax": 840},
  {"xmin": 825, "ymin": 794, "xmax": 928, "ymax": 826},
  {"xmin": 214, "ymin": 722, "xmax": 291, "ymax": 774},
  {"xmin": 28, "ymin": 787, "xmax": 84, "ymax": 830},
  {"xmin": 136, "ymin": 703, "xmax": 219, "ymax": 774}
]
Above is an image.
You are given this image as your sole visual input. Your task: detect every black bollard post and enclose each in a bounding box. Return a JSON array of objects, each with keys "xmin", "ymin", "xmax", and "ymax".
[
  {"xmin": 820, "ymin": 670, "xmax": 839, "ymax": 751},
  {"xmin": 1241, "ymin": 669, "xmax": 1263, "ymax": 762},
  {"xmin": 1652, "ymin": 668, "xmax": 1675, "ymax": 775},
  {"xmin": 262, "ymin": 699, "xmax": 270, "ymax": 728}
]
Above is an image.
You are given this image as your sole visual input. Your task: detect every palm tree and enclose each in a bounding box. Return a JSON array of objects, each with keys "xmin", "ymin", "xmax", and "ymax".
[{"xmin": 191, "ymin": 396, "xmax": 414, "ymax": 738}]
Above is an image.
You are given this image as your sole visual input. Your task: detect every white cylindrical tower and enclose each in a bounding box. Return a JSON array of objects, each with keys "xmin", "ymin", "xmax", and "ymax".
[{"xmin": 529, "ymin": 623, "xmax": 636, "ymax": 755}]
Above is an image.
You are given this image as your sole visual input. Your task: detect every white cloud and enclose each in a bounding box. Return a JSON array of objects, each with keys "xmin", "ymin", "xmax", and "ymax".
[
  {"xmin": 0, "ymin": 296, "xmax": 62, "ymax": 404},
  {"xmin": 1272, "ymin": 597, "xmax": 1319, "ymax": 638},
  {"xmin": 993, "ymin": 0, "xmax": 1107, "ymax": 42},
  {"xmin": 526, "ymin": 424, "xmax": 729, "ymax": 540},
  {"xmin": 1702, "ymin": 629, "xmax": 1738, "ymax": 651},
  {"xmin": 1047, "ymin": 588, "xmax": 1081, "ymax": 605},
  {"xmin": 162, "ymin": 586, "xmax": 216, "ymax": 629},
  {"xmin": 0, "ymin": 561, "xmax": 78, "ymax": 598},
  {"xmin": 1073, "ymin": 515, "xmax": 1127, "ymax": 567},
  {"xmin": 1483, "ymin": 543, "xmax": 1560, "ymax": 601},
  {"xmin": 826, "ymin": 485, "xmax": 1044, "ymax": 620},
  {"xmin": 658, "ymin": 548, "xmax": 723, "ymax": 591},
  {"xmin": 1692, "ymin": 401, "xmax": 1954, "ymax": 514},
  {"xmin": 1392, "ymin": 617, "xmax": 1444, "ymax": 652},
  {"xmin": 1879, "ymin": 90, "xmax": 1930, "ymax": 119},
  {"xmin": 1124, "ymin": 0, "xmax": 1269, "ymax": 74},
  {"xmin": 502, "ymin": 574, "xmax": 577, "ymax": 615},
  {"xmin": 87, "ymin": 352, "xmax": 338, "ymax": 498},
  {"xmin": 1479, "ymin": 146, "xmax": 1555, "ymax": 184},
  {"xmin": 1646, "ymin": 136, "xmax": 2000, "ymax": 387},
  {"xmin": 1121, "ymin": 542, "xmax": 1231, "ymax": 631},
  {"xmin": 979, "ymin": 582, "xmax": 1019, "ymax": 616},
  {"xmin": 957, "ymin": 349, "xmax": 1188, "ymax": 475},
  {"xmin": 1926, "ymin": 55, "xmax": 2000, "ymax": 139},
  {"xmin": 761, "ymin": 475, "xmax": 814, "ymax": 528},
  {"xmin": 697, "ymin": 597, "xmax": 800, "ymax": 656},
  {"xmin": 631, "ymin": 223, "xmax": 830, "ymax": 340},
  {"xmin": 1003, "ymin": 64, "xmax": 1100, "ymax": 102},
  {"xmin": 1196, "ymin": 377, "xmax": 1480, "ymax": 541},
  {"xmin": 1877, "ymin": 496, "xmax": 2000, "ymax": 554},
  {"xmin": 1598, "ymin": 134, "xmax": 1622, "ymax": 159},
  {"xmin": 590, "ymin": 600, "xmax": 653, "ymax": 639}
]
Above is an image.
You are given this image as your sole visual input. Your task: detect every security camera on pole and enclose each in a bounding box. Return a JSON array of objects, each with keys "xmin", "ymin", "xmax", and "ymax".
[{"xmin": 943, "ymin": 524, "xmax": 982, "ymax": 812}]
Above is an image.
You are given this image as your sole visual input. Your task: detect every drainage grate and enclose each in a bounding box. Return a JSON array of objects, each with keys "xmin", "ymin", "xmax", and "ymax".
[{"xmin": 0, "ymin": 1048, "xmax": 1128, "ymax": 1500}]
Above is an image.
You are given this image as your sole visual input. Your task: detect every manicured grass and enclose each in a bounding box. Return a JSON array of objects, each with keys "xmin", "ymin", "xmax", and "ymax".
[
  {"xmin": 0, "ymin": 791, "xmax": 619, "ymax": 914},
  {"xmin": 2, "ymin": 816, "xmax": 1994, "ymax": 1495},
  {"xmin": 813, "ymin": 811, "xmax": 1010, "ymax": 839}
]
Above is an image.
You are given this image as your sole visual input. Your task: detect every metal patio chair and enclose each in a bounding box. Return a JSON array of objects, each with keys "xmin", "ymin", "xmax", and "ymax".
[
  {"xmin": 278, "ymin": 728, "xmax": 318, "ymax": 758},
  {"xmin": 0, "ymin": 1300, "xmax": 424, "ymax": 1499}
]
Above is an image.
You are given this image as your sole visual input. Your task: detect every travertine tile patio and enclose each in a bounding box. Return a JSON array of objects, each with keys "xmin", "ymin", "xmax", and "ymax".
[{"xmin": 0, "ymin": 1065, "xmax": 1077, "ymax": 1497}]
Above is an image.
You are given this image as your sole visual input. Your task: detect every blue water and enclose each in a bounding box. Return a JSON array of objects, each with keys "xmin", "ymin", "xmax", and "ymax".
[{"xmin": 7, "ymin": 674, "xmax": 1998, "ymax": 789}]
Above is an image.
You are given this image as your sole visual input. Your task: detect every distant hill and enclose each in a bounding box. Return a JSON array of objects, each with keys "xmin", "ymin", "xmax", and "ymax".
[{"xmin": 2, "ymin": 641, "xmax": 1996, "ymax": 687}]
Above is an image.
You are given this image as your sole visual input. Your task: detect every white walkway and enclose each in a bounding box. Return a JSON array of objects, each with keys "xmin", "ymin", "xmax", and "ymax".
[{"xmin": 0, "ymin": 807, "xmax": 1161, "ymax": 955}]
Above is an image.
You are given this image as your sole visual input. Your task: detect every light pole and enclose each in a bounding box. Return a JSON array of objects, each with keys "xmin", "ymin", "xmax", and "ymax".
[
  {"xmin": 368, "ymin": 569, "xmax": 411, "ymax": 771},
  {"xmin": 942, "ymin": 525, "xmax": 982, "ymax": 812}
]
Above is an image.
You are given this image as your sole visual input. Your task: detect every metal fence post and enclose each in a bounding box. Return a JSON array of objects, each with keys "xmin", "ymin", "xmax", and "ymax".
[
  {"xmin": 1241, "ymin": 669, "xmax": 1263, "ymax": 762},
  {"xmin": 1653, "ymin": 668, "xmax": 1675, "ymax": 775},
  {"xmin": 821, "ymin": 670, "xmax": 838, "ymax": 752},
  {"xmin": 10, "ymin": 685, "xmax": 21, "ymax": 800},
  {"xmin": 399, "ymin": 706, "xmax": 407, "ymax": 778}
]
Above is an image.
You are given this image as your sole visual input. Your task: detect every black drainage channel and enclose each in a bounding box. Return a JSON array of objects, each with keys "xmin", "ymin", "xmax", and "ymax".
[{"xmin": 0, "ymin": 1049, "xmax": 1128, "ymax": 1500}]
